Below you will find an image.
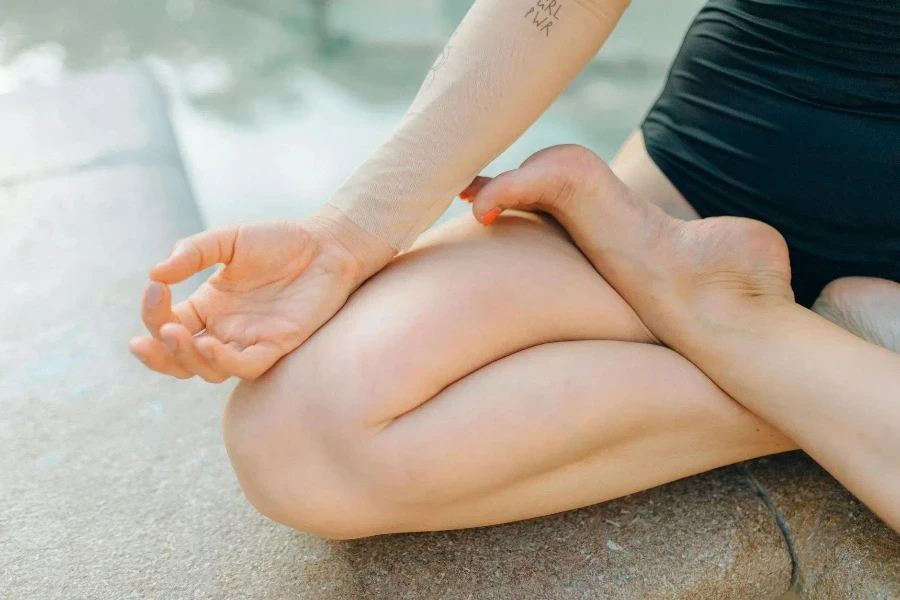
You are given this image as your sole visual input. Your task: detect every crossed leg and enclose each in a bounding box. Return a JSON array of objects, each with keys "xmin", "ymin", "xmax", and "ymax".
[{"xmin": 221, "ymin": 133, "xmax": 795, "ymax": 540}]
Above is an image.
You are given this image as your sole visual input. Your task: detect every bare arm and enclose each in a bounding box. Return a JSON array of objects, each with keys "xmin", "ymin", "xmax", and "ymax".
[
  {"xmin": 327, "ymin": 0, "xmax": 631, "ymax": 251},
  {"xmin": 132, "ymin": 1, "xmax": 632, "ymax": 381}
]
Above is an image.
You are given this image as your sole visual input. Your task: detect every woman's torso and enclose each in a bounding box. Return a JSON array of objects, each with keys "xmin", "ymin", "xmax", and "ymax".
[{"xmin": 641, "ymin": 0, "xmax": 900, "ymax": 305}]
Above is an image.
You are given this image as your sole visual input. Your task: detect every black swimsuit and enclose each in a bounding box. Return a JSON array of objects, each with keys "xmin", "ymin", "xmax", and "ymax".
[{"xmin": 642, "ymin": 0, "xmax": 900, "ymax": 306}]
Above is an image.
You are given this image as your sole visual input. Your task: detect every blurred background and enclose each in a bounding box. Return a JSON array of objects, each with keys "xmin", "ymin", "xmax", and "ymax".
[{"xmin": 0, "ymin": 0, "xmax": 705, "ymax": 228}]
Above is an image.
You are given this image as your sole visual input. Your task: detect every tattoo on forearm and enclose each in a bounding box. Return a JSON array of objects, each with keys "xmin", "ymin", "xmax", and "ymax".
[
  {"xmin": 524, "ymin": 0, "xmax": 563, "ymax": 36},
  {"xmin": 421, "ymin": 33, "xmax": 455, "ymax": 93}
]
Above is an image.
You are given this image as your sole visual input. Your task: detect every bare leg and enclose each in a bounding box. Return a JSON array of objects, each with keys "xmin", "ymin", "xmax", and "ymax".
[
  {"xmin": 465, "ymin": 142, "xmax": 900, "ymax": 530},
  {"xmin": 221, "ymin": 137, "xmax": 793, "ymax": 540}
]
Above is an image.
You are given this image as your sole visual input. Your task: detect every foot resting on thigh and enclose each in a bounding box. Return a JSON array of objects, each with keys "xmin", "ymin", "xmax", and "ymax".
[
  {"xmin": 464, "ymin": 145, "xmax": 900, "ymax": 533},
  {"xmin": 813, "ymin": 277, "xmax": 900, "ymax": 353},
  {"xmin": 461, "ymin": 144, "xmax": 794, "ymax": 347}
]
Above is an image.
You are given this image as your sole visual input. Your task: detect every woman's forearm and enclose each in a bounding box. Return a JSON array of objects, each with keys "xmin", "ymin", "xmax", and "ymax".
[
  {"xmin": 684, "ymin": 303, "xmax": 900, "ymax": 530},
  {"xmin": 326, "ymin": 0, "xmax": 631, "ymax": 251}
]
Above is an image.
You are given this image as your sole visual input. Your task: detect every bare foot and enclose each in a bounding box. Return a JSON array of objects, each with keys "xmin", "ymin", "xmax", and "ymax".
[
  {"xmin": 461, "ymin": 144, "xmax": 794, "ymax": 348},
  {"xmin": 813, "ymin": 277, "xmax": 900, "ymax": 352}
]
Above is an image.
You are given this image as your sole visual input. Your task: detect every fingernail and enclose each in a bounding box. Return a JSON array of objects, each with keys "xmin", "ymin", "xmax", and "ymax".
[
  {"xmin": 146, "ymin": 283, "xmax": 163, "ymax": 308},
  {"xmin": 163, "ymin": 337, "xmax": 178, "ymax": 353},
  {"xmin": 480, "ymin": 208, "xmax": 502, "ymax": 226}
]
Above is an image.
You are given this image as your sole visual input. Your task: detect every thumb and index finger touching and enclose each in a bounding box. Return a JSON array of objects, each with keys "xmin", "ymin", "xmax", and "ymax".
[
  {"xmin": 140, "ymin": 225, "xmax": 240, "ymax": 338},
  {"xmin": 150, "ymin": 225, "xmax": 240, "ymax": 284},
  {"xmin": 132, "ymin": 224, "xmax": 287, "ymax": 381}
]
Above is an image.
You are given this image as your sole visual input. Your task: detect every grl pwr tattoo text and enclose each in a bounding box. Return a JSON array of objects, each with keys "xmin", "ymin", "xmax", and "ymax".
[{"xmin": 524, "ymin": 0, "xmax": 563, "ymax": 36}]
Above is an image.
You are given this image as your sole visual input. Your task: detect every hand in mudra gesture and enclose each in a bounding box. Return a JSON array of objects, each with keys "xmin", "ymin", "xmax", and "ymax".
[{"xmin": 129, "ymin": 208, "xmax": 395, "ymax": 382}]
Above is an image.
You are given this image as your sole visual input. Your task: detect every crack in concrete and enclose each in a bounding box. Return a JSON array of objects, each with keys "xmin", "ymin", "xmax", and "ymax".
[{"xmin": 737, "ymin": 463, "xmax": 802, "ymax": 593}]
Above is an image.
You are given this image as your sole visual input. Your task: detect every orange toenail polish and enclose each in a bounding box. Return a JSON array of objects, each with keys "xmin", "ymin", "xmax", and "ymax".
[{"xmin": 481, "ymin": 208, "xmax": 502, "ymax": 226}]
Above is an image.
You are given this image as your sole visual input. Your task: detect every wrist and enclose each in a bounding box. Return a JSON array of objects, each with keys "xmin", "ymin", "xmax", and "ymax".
[{"xmin": 314, "ymin": 204, "xmax": 398, "ymax": 282}]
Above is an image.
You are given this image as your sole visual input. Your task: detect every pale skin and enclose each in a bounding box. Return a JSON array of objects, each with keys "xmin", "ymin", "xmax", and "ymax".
[
  {"xmin": 128, "ymin": 0, "xmax": 900, "ymax": 539},
  {"xmin": 130, "ymin": 136, "xmax": 900, "ymax": 539},
  {"xmin": 463, "ymin": 142, "xmax": 900, "ymax": 533}
]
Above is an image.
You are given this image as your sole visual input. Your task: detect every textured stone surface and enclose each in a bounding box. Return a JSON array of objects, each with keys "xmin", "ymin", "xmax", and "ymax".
[
  {"xmin": 332, "ymin": 467, "xmax": 792, "ymax": 600},
  {"xmin": 745, "ymin": 453, "xmax": 900, "ymax": 599}
]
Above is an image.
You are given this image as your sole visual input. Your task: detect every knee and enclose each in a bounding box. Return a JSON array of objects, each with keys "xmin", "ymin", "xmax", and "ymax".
[
  {"xmin": 221, "ymin": 341, "xmax": 437, "ymax": 539},
  {"xmin": 222, "ymin": 376, "xmax": 375, "ymax": 539},
  {"xmin": 813, "ymin": 277, "xmax": 900, "ymax": 352}
]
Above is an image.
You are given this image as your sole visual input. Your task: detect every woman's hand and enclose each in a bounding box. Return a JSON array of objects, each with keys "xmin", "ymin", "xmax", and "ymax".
[{"xmin": 129, "ymin": 207, "xmax": 395, "ymax": 382}]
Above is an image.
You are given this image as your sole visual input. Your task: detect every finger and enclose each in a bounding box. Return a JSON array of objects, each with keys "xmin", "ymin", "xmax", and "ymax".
[
  {"xmin": 150, "ymin": 225, "xmax": 241, "ymax": 284},
  {"xmin": 172, "ymin": 299, "xmax": 205, "ymax": 334},
  {"xmin": 129, "ymin": 336, "xmax": 194, "ymax": 379},
  {"xmin": 159, "ymin": 324, "xmax": 230, "ymax": 384},
  {"xmin": 195, "ymin": 337, "xmax": 281, "ymax": 381},
  {"xmin": 142, "ymin": 282, "xmax": 205, "ymax": 339},
  {"xmin": 142, "ymin": 281, "xmax": 174, "ymax": 338},
  {"xmin": 459, "ymin": 176, "xmax": 493, "ymax": 202}
]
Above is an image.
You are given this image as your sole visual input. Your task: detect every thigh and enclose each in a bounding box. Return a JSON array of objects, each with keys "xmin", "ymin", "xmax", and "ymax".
[
  {"xmin": 270, "ymin": 211, "xmax": 657, "ymax": 427},
  {"xmin": 255, "ymin": 131, "xmax": 700, "ymax": 426},
  {"xmin": 225, "ymin": 207, "xmax": 794, "ymax": 536}
]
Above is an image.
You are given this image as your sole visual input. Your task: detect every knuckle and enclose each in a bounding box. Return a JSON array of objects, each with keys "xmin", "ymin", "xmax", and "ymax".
[{"xmin": 185, "ymin": 240, "xmax": 206, "ymax": 271}]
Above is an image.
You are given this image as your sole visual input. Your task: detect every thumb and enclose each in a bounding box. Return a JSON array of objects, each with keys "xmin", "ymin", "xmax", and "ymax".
[{"xmin": 150, "ymin": 224, "xmax": 240, "ymax": 284}]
